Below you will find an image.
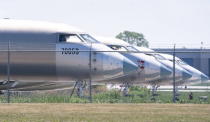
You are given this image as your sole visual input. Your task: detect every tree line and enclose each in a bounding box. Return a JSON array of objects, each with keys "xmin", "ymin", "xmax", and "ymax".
[{"xmin": 116, "ymin": 30, "xmax": 149, "ymax": 47}]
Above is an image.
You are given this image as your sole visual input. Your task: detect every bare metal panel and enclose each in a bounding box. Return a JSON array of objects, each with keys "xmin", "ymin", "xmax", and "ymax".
[
  {"xmin": 0, "ymin": 32, "xmax": 57, "ymax": 82},
  {"xmin": 56, "ymin": 43, "xmax": 90, "ymax": 81}
]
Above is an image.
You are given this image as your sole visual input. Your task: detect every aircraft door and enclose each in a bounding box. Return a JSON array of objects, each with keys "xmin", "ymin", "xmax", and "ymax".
[{"xmin": 56, "ymin": 34, "xmax": 90, "ymax": 81}]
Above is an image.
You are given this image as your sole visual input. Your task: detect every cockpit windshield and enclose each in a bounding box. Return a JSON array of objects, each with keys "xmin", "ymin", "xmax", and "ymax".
[
  {"xmin": 177, "ymin": 60, "xmax": 188, "ymax": 65},
  {"xmin": 80, "ymin": 34, "xmax": 99, "ymax": 43},
  {"xmin": 126, "ymin": 46, "xmax": 138, "ymax": 52},
  {"xmin": 108, "ymin": 45, "xmax": 127, "ymax": 51},
  {"xmin": 153, "ymin": 54, "xmax": 167, "ymax": 60},
  {"xmin": 59, "ymin": 34, "xmax": 84, "ymax": 43},
  {"xmin": 145, "ymin": 53, "xmax": 153, "ymax": 56}
]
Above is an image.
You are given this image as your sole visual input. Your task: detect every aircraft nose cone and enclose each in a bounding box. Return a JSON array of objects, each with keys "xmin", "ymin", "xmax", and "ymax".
[
  {"xmin": 123, "ymin": 58, "xmax": 138, "ymax": 74},
  {"xmin": 160, "ymin": 66, "xmax": 172, "ymax": 77},
  {"xmin": 182, "ymin": 71, "xmax": 192, "ymax": 80},
  {"xmin": 201, "ymin": 74, "xmax": 209, "ymax": 82}
]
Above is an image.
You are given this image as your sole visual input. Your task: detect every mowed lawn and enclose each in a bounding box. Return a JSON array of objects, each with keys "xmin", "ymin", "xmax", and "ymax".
[{"xmin": 0, "ymin": 104, "xmax": 209, "ymax": 122}]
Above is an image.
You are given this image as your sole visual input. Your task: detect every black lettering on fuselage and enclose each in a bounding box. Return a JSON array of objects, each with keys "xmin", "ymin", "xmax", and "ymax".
[{"xmin": 61, "ymin": 48, "xmax": 80, "ymax": 55}]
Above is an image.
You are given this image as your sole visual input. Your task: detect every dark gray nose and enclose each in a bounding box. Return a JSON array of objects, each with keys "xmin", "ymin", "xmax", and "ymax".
[
  {"xmin": 123, "ymin": 58, "xmax": 138, "ymax": 74},
  {"xmin": 182, "ymin": 71, "xmax": 192, "ymax": 80},
  {"xmin": 201, "ymin": 74, "xmax": 209, "ymax": 82},
  {"xmin": 160, "ymin": 66, "xmax": 172, "ymax": 77}
]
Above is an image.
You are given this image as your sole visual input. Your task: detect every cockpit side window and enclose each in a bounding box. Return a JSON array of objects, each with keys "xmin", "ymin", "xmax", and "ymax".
[
  {"xmin": 108, "ymin": 45, "xmax": 127, "ymax": 51},
  {"xmin": 146, "ymin": 53, "xmax": 153, "ymax": 56},
  {"xmin": 80, "ymin": 34, "xmax": 99, "ymax": 43},
  {"xmin": 177, "ymin": 60, "xmax": 188, "ymax": 65},
  {"xmin": 59, "ymin": 35, "xmax": 67, "ymax": 42},
  {"xmin": 126, "ymin": 46, "xmax": 138, "ymax": 52},
  {"xmin": 154, "ymin": 54, "xmax": 167, "ymax": 60},
  {"xmin": 59, "ymin": 34, "xmax": 83, "ymax": 43}
]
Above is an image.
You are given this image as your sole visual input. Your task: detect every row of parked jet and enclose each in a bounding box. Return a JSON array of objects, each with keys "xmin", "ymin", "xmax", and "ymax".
[{"xmin": 0, "ymin": 19, "xmax": 208, "ymax": 93}]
